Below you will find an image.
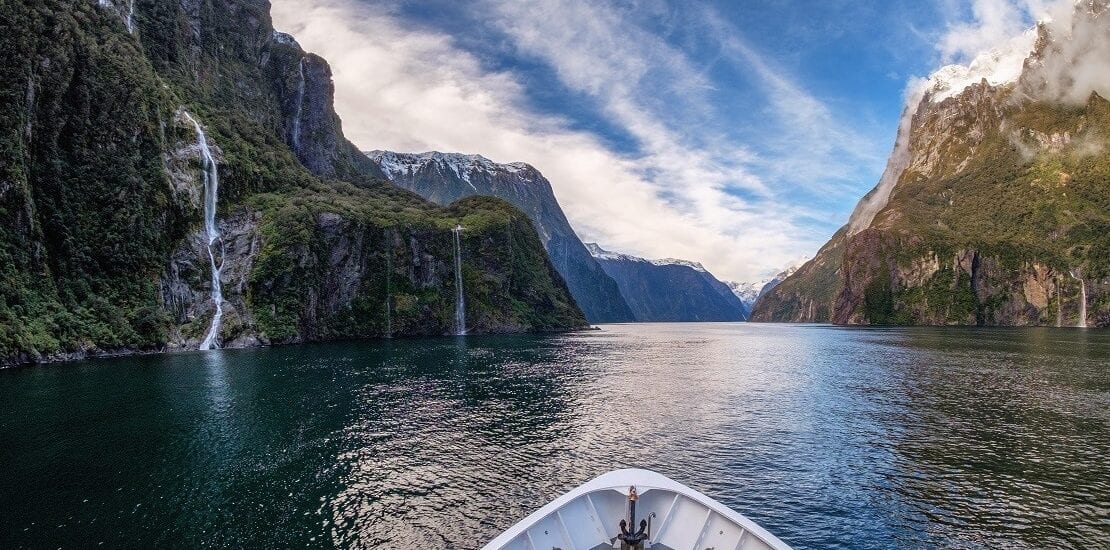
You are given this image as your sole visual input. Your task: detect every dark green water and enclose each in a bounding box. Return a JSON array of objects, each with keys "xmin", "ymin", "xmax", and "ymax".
[{"xmin": 1, "ymin": 324, "xmax": 1107, "ymax": 549}]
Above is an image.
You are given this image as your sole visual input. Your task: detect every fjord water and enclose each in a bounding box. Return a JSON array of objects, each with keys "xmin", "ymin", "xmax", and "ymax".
[{"xmin": 1, "ymin": 325, "xmax": 1106, "ymax": 549}]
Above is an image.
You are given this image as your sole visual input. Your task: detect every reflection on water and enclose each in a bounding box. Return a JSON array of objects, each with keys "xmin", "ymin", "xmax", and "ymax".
[{"xmin": 0, "ymin": 324, "xmax": 1107, "ymax": 549}]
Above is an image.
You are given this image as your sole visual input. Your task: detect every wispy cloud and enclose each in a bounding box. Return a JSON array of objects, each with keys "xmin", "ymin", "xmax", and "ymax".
[
  {"xmin": 270, "ymin": 0, "xmax": 889, "ymax": 282},
  {"xmin": 698, "ymin": 10, "xmax": 885, "ymax": 195}
]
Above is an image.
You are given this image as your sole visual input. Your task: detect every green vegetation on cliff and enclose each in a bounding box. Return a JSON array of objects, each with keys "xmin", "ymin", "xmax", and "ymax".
[
  {"xmin": 752, "ymin": 90, "xmax": 1110, "ymax": 327},
  {"xmin": 0, "ymin": 1, "xmax": 185, "ymax": 357},
  {"xmin": 0, "ymin": 0, "xmax": 585, "ymax": 365}
]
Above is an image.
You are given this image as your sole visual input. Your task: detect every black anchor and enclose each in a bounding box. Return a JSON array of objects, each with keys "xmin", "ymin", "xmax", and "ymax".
[{"xmin": 617, "ymin": 486, "xmax": 652, "ymax": 549}]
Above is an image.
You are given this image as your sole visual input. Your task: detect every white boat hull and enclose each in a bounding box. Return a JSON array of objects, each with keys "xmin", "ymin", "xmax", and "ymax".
[{"xmin": 482, "ymin": 469, "xmax": 793, "ymax": 550}]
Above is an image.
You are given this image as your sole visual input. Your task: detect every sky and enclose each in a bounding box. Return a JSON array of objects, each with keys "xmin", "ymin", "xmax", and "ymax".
[{"xmin": 269, "ymin": 0, "xmax": 1062, "ymax": 283}]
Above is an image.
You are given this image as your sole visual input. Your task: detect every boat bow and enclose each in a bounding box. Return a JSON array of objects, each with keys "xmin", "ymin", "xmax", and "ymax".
[{"xmin": 482, "ymin": 468, "xmax": 793, "ymax": 550}]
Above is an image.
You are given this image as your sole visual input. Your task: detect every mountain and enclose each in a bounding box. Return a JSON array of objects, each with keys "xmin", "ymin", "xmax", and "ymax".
[
  {"xmin": 586, "ymin": 244, "xmax": 748, "ymax": 322},
  {"xmin": 728, "ymin": 258, "xmax": 808, "ymax": 308},
  {"xmin": 364, "ymin": 151, "xmax": 635, "ymax": 323},
  {"xmin": 728, "ymin": 281, "xmax": 766, "ymax": 311},
  {"xmin": 728, "ymin": 261, "xmax": 805, "ymax": 311},
  {"xmin": 752, "ymin": 0, "xmax": 1109, "ymax": 327},
  {"xmin": 0, "ymin": 0, "xmax": 585, "ymax": 366}
]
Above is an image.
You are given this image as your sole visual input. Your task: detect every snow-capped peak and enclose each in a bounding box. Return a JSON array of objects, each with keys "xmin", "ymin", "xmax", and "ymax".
[
  {"xmin": 366, "ymin": 150, "xmax": 531, "ymax": 189},
  {"xmin": 585, "ymin": 243, "xmax": 709, "ymax": 271},
  {"xmin": 652, "ymin": 258, "xmax": 707, "ymax": 272},
  {"xmin": 726, "ymin": 257, "xmax": 809, "ymax": 306},
  {"xmin": 775, "ymin": 260, "xmax": 806, "ymax": 280},
  {"xmin": 924, "ymin": 29, "xmax": 1038, "ymax": 103},
  {"xmin": 727, "ymin": 280, "xmax": 768, "ymax": 306},
  {"xmin": 584, "ymin": 243, "xmax": 643, "ymax": 263}
]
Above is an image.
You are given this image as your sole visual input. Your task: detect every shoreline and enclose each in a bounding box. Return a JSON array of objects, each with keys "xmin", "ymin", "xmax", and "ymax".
[{"xmin": 0, "ymin": 324, "xmax": 597, "ymax": 370}]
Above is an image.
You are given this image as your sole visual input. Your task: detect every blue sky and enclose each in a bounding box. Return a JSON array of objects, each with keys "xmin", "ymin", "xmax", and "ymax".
[{"xmin": 271, "ymin": 0, "xmax": 1052, "ymax": 282}]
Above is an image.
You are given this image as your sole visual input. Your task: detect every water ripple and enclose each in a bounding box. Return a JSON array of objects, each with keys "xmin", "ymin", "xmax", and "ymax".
[{"xmin": 0, "ymin": 325, "xmax": 1107, "ymax": 549}]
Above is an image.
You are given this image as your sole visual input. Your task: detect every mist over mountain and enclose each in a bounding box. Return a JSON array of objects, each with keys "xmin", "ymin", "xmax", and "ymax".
[{"xmin": 753, "ymin": 0, "xmax": 1110, "ymax": 327}]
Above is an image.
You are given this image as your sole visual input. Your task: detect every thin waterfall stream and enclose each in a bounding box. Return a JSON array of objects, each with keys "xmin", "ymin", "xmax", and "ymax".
[
  {"xmin": 452, "ymin": 225, "xmax": 466, "ymax": 336},
  {"xmin": 291, "ymin": 58, "xmax": 306, "ymax": 151},
  {"xmin": 385, "ymin": 233, "xmax": 393, "ymax": 338},
  {"xmin": 183, "ymin": 112, "xmax": 224, "ymax": 350},
  {"xmin": 1056, "ymin": 280, "xmax": 1064, "ymax": 328},
  {"xmin": 1072, "ymin": 270, "xmax": 1088, "ymax": 328},
  {"xmin": 125, "ymin": 0, "xmax": 135, "ymax": 33}
]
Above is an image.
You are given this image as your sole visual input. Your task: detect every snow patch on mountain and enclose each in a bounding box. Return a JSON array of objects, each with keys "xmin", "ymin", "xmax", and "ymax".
[
  {"xmin": 924, "ymin": 29, "xmax": 1038, "ymax": 103},
  {"xmin": 584, "ymin": 243, "xmax": 646, "ymax": 263},
  {"xmin": 728, "ymin": 258, "xmax": 808, "ymax": 308},
  {"xmin": 652, "ymin": 258, "xmax": 707, "ymax": 272},
  {"xmin": 728, "ymin": 281, "xmax": 767, "ymax": 307},
  {"xmin": 585, "ymin": 243, "xmax": 707, "ymax": 272},
  {"xmin": 367, "ymin": 150, "xmax": 530, "ymax": 191}
]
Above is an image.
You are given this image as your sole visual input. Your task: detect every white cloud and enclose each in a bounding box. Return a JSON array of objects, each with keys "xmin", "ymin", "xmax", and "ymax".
[
  {"xmin": 933, "ymin": 0, "xmax": 1085, "ymax": 64},
  {"xmin": 1022, "ymin": 0, "xmax": 1110, "ymax": 104},
  {"xmin": 270, "ymin": 0, "xmax": 838, "ymax": 282},
  {"xmin": 927, "ymin": 0, "xmax": 1110, "ymax": 104},
  {"xmin": 701, "ymin": 14, "xmax": 885, "ymax": 193},
  {"xmin": 938, "ymin": 0, "xmax": 1034, "ymax": 61}
]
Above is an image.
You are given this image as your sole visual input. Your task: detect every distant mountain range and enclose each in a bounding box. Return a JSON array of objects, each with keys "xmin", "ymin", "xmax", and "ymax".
[
  {"xmin": 585, "ymin": 244, "xmax": 748, "ymax": 322},
  {"xmin": 727, "ymin": 262, "xmax": 806, "ymax": 311},
  {"xmin": 727, "ymin": 281, "xmax": 764, "ymax": 310},
  {"xmin": 365, "ymin": 151, "xmax": 635, "ymax": 323}
]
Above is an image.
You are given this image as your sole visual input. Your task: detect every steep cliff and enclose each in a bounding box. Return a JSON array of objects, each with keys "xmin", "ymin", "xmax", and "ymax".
[
  {"xmin": 0, "ymin": 0, "xmax": 585, "ymax": 366},
  {"xmin": 752, "ymin": 1, "xmax": 1110, "ymax": 327},
  {"xmin": 269, "ymin": 34, "xmax": 386, "ymax": 183},
  {"xmin": 365, "ymin": 151, "xmax": 635, "ymax": 323}
]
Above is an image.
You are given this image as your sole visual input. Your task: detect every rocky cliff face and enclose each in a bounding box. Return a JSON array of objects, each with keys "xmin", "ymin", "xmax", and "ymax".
[
  {"xmin": 0, "ymin": 0, "xmax": 584, "ymax": 366},
  {"xmin": 269, "ymin": 35, "xmax": 385, "ymax": 183},
  {"xmin": 752, "ymin": 1, "xmax": 1109, "ymax": 327},
  {"xmin": 586, "ymin": 244, "xmax": 748, "ymax": 322},
  {"xmin": 365, "ymin": 151, "xmax": 635, "ymax": 323}
]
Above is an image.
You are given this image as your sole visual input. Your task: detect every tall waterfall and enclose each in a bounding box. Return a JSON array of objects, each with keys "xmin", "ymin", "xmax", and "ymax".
[
  {"xmin": 452, "ymin": 225, "xmax": 466, "ymax": 336},
  {"xmin": 183, "ymin": 112, "xmax": 225, "ymax": 350},
  {"xmin": 291, "ymin": 58, "xmax": 306, "ymax": 151},
  {"xmin": 1072, "ymin": 270, "xmax": 1088, "ymax": 328},
  {"xmin": 1056, "ymin": 281, "xmax": 1064, "ymax": 328},
  {"xmin": 125, "ymin": 0, "xmax": 135, "ymax": 33}
]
